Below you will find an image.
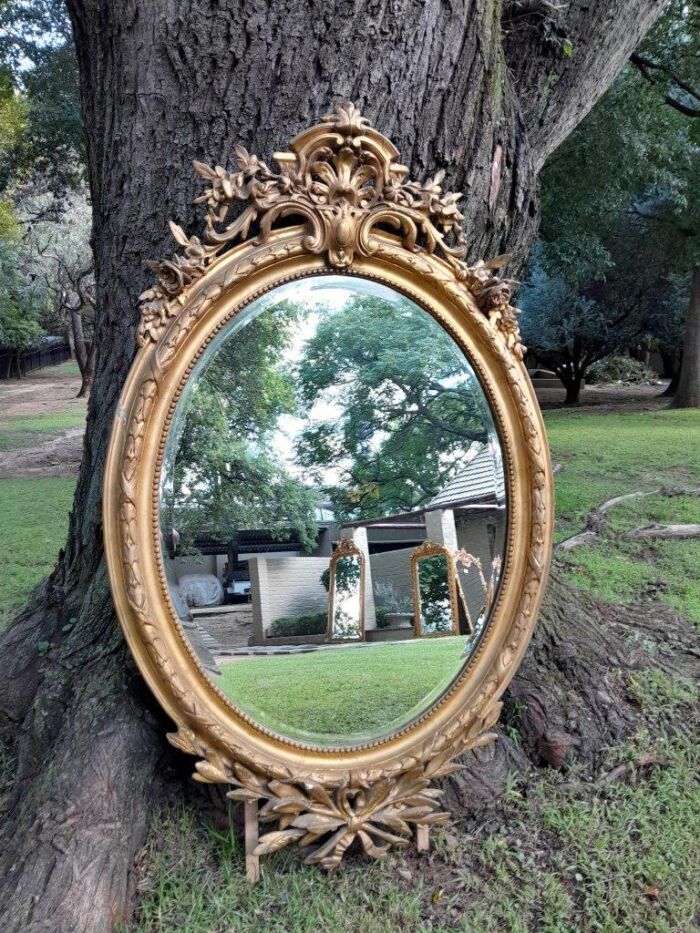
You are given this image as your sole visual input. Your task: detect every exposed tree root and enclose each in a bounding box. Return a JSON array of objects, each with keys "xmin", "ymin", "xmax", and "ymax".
[
  {"xmin": 624, "ymin": 523, "xmax": 700, "ymax": 540},
  {"xmin": 445, "ymin": 572, "xmax": 700, "ymax": 816},
  {"xmin": 557, "ymin": 486, "xmax": 700, "ymax": 551}
]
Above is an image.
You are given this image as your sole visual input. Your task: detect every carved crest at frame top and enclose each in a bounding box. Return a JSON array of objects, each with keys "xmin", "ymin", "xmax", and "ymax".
[{"xmin": 138, "ymin": 102, "xmax": 524, "ymax": 357}]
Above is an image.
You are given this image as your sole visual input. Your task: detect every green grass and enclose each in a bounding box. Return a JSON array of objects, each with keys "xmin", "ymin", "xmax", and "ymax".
[
  {"xmin": 130, "ymin": 674, "xmax": 699, "ymax": 933},
  {"xmin": 51, "ymin": 360, "xmax": 81, "ymax": 376},
  {"xmin": 216, "ymin": 637, "xmax": 467, "ymax": 743},
  {"xmin": 546, "ymin": 408, "xmax": 700, "ymax": 623},
  {"xmin": 128, "ymin": 807, "xmax": 428, "ymax": 933},
  {"xmin": 0, "ymin": 407, "xmax": 86, "ymax": 450},
  {"xmin": 0, "ymin": 395, "xmax": 697, "ymax": 929},
  {"xmin": 0, "ymin": 477, "xmax": 76, "ymax": 630},
  {"xmin": 0, "ymin": 374, "xmax": 84, "ymax": 626},
  {"xmin": 545, "ymin": 408, "xmax": 700, "ymax": 537}
]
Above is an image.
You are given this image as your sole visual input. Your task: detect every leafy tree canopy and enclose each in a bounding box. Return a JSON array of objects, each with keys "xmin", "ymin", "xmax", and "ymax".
[
  {"xmin": 296, "ymin": 293, "xmax": 493, "ymax": 519},
  {"xmin": 0, "ymin": 0, "xmax": 83, "ymax": 188},
  {"xmin": 166, "ymin": 301, "xmax": 321, "ymax": 554},
  {"xmin": 520, "ymin": 0, "xmax": 699, "ymax": 400},
  {"xmin": 0, "ymin": 238, "xmax": 48, "ymax": 355}
]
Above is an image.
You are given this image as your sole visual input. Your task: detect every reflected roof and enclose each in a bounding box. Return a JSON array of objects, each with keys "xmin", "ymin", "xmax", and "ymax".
[
  {"xmin": 426, "ymin": 444, "xmax": 505, "ymax": 510},
  {"xmin": 341, "ymin": 443, "xmax": 505, "ymax": 530}
]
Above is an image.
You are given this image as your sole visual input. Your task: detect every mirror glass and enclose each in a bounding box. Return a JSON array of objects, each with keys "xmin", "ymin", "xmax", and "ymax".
[{"xmin": 160, "ymin": 275, "xmax": 506, "ymax": 745}]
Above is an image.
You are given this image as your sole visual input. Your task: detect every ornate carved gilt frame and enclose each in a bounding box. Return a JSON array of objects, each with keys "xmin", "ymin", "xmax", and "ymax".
[
  {"xmin": 411, "ymin": 541, "xmax": 459, "ymax": 639},
  {"xmin": 104, "ymin": 104, "xmax": 553, "ymax": 872},
  {"xmin": 326, "ymin": 538, "xmax": 366, "ymax": 642}
]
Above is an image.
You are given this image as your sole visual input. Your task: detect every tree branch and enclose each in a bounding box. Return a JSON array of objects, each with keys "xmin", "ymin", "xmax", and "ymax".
[{"xmin": 630, "ymin": 51, "xmax": 700, "ymax": 118}]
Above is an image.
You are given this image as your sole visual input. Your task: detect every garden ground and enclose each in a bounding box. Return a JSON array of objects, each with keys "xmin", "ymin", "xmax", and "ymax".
[{"xmin": 1, "ymin": 364, "xmax": 698, "ymax": 931}]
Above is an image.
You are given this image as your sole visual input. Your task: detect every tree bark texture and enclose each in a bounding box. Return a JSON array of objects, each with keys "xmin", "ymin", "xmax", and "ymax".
[
  {"xmin": 0, "ymin": 2, "xmax": 672, "ymax": 930},
  {"xmin": 673, "ymin": 266, "xmax": 700, "ymax": 408}
]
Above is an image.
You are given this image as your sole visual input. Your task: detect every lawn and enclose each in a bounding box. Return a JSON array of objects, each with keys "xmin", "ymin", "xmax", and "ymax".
[
  {"xmin": 0, "ymin": 477, "xmax": 76, "ymax": 630},
  {"xmin": 130, "ymin": 671, "xmax": 699, "ymax": 933},
  {"xmin": 51, "ymin": 360, "xmax": 81, "ymax": 376},
  {"xmin": 544, "ymin": 407, "xmax": 700, "ymax": 624},
  {"xmin": 0, "ymin": 408, "xmax": 86, "ymax": 450},
  {"xmin": 216, "ymin": 637, "xmax": 467, "ymax": 743}
]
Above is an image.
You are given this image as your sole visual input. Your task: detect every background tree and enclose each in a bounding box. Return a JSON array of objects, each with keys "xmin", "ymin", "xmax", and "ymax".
[
  {"xmin": 23, "ymin": 188, "xmax": 96, "ymax": 395},
  {"xmin": 0, "ymin": 0, "xmax": 88, "ymax": 387},
  {"xmin": 298, "ymin": 293, "xmax": 491, "ymax": 516},
  {"xmin": 0, "ymin": 1, "xmax": 670, "ymax": 928},
  {"xmin": 0, "ymin": 67, "xmax": 25, "ymax": 236},
  {"xmin": 0, "ymin": 238, "xmax": 47, "ymax": 376},
  {"xmin": 0, "ymin": 0, "xmax": 83, "ymax": 188},
  {"xmin": 645, "ymin": 272, "xmax": 688, "ymax": 392},
  {"xmin": 522, "ymin": 0, "xmax": 699, "ymax": 405}
]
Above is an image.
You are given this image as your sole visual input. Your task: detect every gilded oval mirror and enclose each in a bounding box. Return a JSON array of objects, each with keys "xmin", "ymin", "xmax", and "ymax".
[{"xmin": 104, "ymin": 104, "xmax": 552, "ymax": 873}]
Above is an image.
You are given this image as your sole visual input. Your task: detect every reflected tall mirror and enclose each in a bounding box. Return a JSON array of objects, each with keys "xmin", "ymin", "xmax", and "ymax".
[
  {"xmin": 327, "ymin": 540, "xmax": 365, "ymax": 642},
  {"xmin": 105, "ymin": 104, "xmax": 553, "ymax": 875}
]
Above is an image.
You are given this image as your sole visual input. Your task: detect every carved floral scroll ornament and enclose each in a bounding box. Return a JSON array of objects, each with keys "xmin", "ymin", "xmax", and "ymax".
[{"xmin": 138, "ymin": 103, "xmax": 524, "ymax": 357}]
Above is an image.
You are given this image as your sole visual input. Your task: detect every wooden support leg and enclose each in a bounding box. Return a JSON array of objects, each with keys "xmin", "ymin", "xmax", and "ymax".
[
  {"xmin": 244, "ymin": 800, "xmax": 261, "ymax": 883},
  {"xmin": 416, "ymin": 825, "xmax": 430, "ymax": 853}
]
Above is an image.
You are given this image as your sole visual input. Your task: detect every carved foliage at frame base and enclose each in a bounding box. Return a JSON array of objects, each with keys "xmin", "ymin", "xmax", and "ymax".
[{"xmin": 169, "ymin": 699, "xmax": 502, "ymax": 870}]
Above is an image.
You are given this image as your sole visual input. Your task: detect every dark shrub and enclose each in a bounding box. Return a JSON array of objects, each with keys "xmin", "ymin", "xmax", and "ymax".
[
  {"xmin": 587, "ymin": 355, "xmax": 657, "ymax": 385},
  {"xmin": 267, "ymin": 611, "xmax": 328, "ymax": 637}
]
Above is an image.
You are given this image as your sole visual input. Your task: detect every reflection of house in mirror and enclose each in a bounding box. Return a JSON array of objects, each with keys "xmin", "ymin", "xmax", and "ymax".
[
  {"xmin": 348, "ymin": 443, "xmax": 506, "ymax": 638},
  {"xmin": 162, "ymin": 444, "xmax": 505, "ymax": 656}
]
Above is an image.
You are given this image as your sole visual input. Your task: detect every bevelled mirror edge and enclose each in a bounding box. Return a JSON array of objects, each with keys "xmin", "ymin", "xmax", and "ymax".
[{"xmin": 151, "ymin": 269, "xmax": 513, "ymax": 751}]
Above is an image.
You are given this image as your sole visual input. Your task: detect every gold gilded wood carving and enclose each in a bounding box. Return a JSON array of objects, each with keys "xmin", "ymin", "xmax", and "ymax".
[
  {"xmin": 411, "ymin": 540, "xmax": 460, "ymax": 639},
  {"xmin": 138, "ymin": 103, "xmax": 524, "ymax": 358},
  {"xmin": 105, "ymin": 104, "xmax": 553, "ymax": 873}
]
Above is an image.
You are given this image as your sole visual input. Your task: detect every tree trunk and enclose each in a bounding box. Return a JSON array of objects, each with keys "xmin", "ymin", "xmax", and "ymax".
[
  {"xmin": 76, "ymin": 341, "xmax": 95, "ymax": 398},
  {"xmin": 65, "ymin": 322, "xmax": 76, "ymax": 361},
  {"xmin": 662, "ymin": 362, "xmax": 682, "ymax": 396},
  {"xmin": 660, "ymin": 349, "xmax": 679, "ymax": 380},
  {"xmin": 672, "ymin": 267, "xmax": 700, "ymax": 408},
  {"xmin": 0, "ymin": 1, "xmax": 670, "ymax": 929},
  {"xmin": 70, "ymin": 306, "xmax": 88, "ymax": 373},
  {"xmin": 557, "ymin": 364, "xmax": 584, "ymax": 405},
  {"xmin": 564, "ymin": 376, "xmax": 584, "ymax": 405}
]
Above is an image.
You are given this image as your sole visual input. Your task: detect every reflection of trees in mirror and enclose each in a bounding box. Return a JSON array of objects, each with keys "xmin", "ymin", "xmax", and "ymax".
[
  {"xmin": 320, "ymin": 554, "xmax": 360, "ymax": 595},
  {"xmin": 331, "ymin": 607, "xmax": 361, "ymax": 639},
  {"xmin": 418, "ymin": 555, "xmax": 453, "ymax": 634},
  {"xmin": 296, "ymin": 293, "xmax": 492, "ymax": 520},
  {"xmin": 163, "ymin": 299, "xmax": 321, "ymax": 554}
]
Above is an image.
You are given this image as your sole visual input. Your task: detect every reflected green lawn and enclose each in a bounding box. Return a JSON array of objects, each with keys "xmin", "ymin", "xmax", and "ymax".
[{"xmin": 216, "ymin": 636, "xmax": 468, "ymax": 744}]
